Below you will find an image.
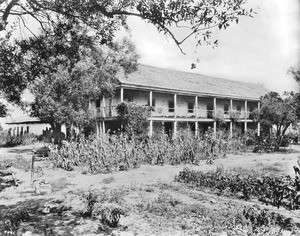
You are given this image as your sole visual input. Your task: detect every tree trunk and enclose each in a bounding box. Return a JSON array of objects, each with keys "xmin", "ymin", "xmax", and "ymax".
[{"xmin": 51, "ymin": 123, "xmax": 62, "ymax": 145}]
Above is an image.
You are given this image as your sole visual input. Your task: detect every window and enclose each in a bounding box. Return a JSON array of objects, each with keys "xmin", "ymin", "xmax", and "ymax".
[
  {"xmin": 125, "ymin": 96, "xmax": 133, "ymax": 102},
  {"xmin": 168, "ymin": 101, "xmax": 174, "ymax": 112},
  {"xmin": 207, "ymin": 104, "xmax": 213, "ymax": 118},
  {"xmin": 188, "ymin": 102, "xmax": 194, "ymax": 113},
  {"xmin": 224, "ymin": 104, "xmax": 229, "ymax": 113},
  {"xmin": 96, "ymin": 99, "xmax": 101, "ymax": 108}
]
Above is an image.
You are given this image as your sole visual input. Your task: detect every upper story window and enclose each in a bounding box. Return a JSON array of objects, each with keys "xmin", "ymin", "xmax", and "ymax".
[
  {"xmin": 168, "ymin": 101, "xmax": 174, "ymax": 112},
  {"xmin": 96, "ymin": 99, "xmax": 101, "ymax": 108},
  {"xmin": 188, "ymin": 102, "xmax": 194, "ymax": 113},
  {"xmin": 224, "ymin": 104, "xmax": 229, "ymax": 113},
  {"xmin": 124, "ymin": 96, "xmax": 133, "ymax": 102}
]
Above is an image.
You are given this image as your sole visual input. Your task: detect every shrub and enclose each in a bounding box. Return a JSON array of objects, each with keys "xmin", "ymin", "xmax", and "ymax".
[
  {"xmin": 116, "ymin": 102, "xmax": 152, "ymax": 137},
  {"xmin": 3, "ymin": 133, "xmax": 37, "ymax": 147}
]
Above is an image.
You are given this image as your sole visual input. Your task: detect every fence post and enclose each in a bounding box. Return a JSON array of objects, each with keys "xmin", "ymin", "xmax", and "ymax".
[{"xmin": 31, "ymin": 149, "xmax": 36, "ymax": 185}]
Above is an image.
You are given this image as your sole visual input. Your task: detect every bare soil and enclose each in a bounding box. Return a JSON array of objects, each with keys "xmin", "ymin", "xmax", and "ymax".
[{"xmin": 0, "ymin": 144, "xmax": 299, "ymax": 236}]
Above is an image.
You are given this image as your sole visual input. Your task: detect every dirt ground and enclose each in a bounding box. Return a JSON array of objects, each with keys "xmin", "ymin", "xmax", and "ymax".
[{"xmin": 0, "ymin": 143, "xmax": 300, "ymax": 236}]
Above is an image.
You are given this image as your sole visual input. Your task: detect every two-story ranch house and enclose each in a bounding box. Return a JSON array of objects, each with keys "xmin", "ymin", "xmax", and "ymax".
[{"xmin": 94, "ymin": 65, "xmax": 269, "ymax": 137}]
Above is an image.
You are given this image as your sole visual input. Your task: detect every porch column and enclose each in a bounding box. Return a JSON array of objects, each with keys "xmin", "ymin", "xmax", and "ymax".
[
  {"xmin": 96, "ymin": 121, "xmax": 100, "ymax": 135},
  {"xmin": 195, "ymin": 122, "xmax": 198, "ymax": 136},
  {"xmin": 102, "ymin": 121, "xmax": 106, "ymax": 134},
  {"xmin": 120, "ymin": 88, "xmax": 124, "ymax": 102},
  {"xmin": 245, "ymin": 100, "xmax": 248, "ymax": 119},
  {"xmin": 213, "ymin": 121, "xmax": 217, "ymax": 138},
  {"xmin": 149, "ymin": 120, "xmax": 153, "ymax": 137},
  {"xmin": 244, "ymin": 122, "xmax": 247, "ymax": 133},
  {"xmin": 174, "ymin": 94, "xmax": 177, "ymax": 118},
  {"xmin": 173, "ymin": 121, "xmax": 177, "ymax": 137},
  {"xmin": 213, "ymin": 97, "xmax": 217, "ymax": 138},
  {"xmin": 257, "ymin": 102, "xmax": 261, "ymax": 136},
  {"xmin": 195, "ymin": 96, "xmax": 198, "ymax": 118},
  {"xmin": 149, "ymin": 91, "xmax": 153, "ymax": 106},
  {"xmin": 213, "ymin": 97, "xmax": 217, "ymax": 116},
  {"xmin": 230, "ymin": 99, "xmax": 233, "ymax": 138},
  {"xmin": 102, "ymin": 96, "xmax": 106, "ymax": 118}
]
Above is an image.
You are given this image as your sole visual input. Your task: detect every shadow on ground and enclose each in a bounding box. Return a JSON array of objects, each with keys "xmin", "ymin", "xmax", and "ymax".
[
  {"xmin": 0, "ymin": 198, "xmax": 81, "ymax": 235},
  {"xmin": 6, "ymin": 148, "xmax": 34, "ymax": 155}
]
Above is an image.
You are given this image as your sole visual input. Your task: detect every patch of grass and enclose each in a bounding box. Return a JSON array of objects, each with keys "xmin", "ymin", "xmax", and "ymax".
[
  {"xmin": 0, "ymin": 155, "xmax": 31, "ymax": 172},
  {"xmin": 102, "ymin": 176, "xmax": 115, "ymax": 184},
  {"xmin": 50, "ymin": 178, "xmax": 68, "ymax": 191}
]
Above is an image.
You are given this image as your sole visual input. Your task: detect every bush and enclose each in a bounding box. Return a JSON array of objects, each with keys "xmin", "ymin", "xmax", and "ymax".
[{"xmin": 4, "ymin": 133, "xmax": 37, "ymax": 147}]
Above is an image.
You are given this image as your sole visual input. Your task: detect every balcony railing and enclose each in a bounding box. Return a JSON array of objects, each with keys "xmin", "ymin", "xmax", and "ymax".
[
  {"xmin": 96, "ymin": 106, "xmax": 118, "ymax": 118},
  {"xmin": 96, "ymin": 106, "xmax": 251, "ymax": 120}
]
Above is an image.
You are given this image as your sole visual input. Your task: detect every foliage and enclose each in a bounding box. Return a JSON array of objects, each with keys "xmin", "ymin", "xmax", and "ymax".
[
  {"xmin": 288, "ymin": 67, "xmax": 300, "ymax": 86},
  {"xmin": 0, "ymin": 155, "xmax": 31, "ymax": 172},
  {"xmin": 243, "ymin": 205, "xmax": 295, "ymax": 232},
  {"xmin": 116, "ymin": 102, "xmax": 152, "ymax": 137},
  {"xmin": 2, "ymin": 132, "xmax": 37, "ymax": 147},
  {"xmin": 49, "ymin": 130, "xmax": 250, "ymax": 173},
  {"xmin": 213, "ymin": 109, "xmax": 226, "ymax": 124},
  {"xmin": 229, "ymin": 110, "xmax": 241, "ymax": 122},
  {"xmin": 175, "ymin": 167, "xmax": 300, "ymax": 210},
  {"xmin": 8, "ymin": 21, "xmax": 138, "ymax": 143},
  {"xmin": 0, "ymin": 0, "xmax": 254, "ymax": 52},
  {"xmin": 252, "ymin": 92, "xmax": 299, "ymax": 151}
]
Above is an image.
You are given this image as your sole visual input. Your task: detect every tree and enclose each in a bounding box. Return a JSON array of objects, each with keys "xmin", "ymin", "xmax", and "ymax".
[
  {"xmin": 0, "ymin": 0, "xmax": 254, "ymax": 51},
  {"xmin": 116, "ymin": 102, "xmax": 152, "ymax": 137},
  {"xmin": 288, "ymin": 67, "xmax": 300, "ymax": 86},
  {"xmin": 252, "ymin": 92, "xmax": 299, "ymax": 151},
  {"xmin": 18, "ymin": 21, "xmax": 139, "ymax": 143}
]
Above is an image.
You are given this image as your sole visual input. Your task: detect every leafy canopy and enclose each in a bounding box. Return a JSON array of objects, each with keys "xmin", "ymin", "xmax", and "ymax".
[
  {"xmin": 252, "ymin": 91, "xmax": 300, "ymax": 150},
  {"xmin": 0, "ymin": 0, "xmax": 255, "ymax": 52},
  {"xmin": 21, "ymin": 21, "xmax": 139, "ymax": 136}
]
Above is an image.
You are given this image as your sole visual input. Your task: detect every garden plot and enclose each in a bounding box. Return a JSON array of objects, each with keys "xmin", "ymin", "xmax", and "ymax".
[{"xmin": 0, "ymin": 144, "xmax": 299, "ymax": 235}]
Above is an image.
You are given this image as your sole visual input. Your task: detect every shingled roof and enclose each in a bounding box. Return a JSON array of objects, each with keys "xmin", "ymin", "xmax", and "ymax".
[{"xmin": 119, "ymin": 64, "xmax": 269, "ymax": 101}]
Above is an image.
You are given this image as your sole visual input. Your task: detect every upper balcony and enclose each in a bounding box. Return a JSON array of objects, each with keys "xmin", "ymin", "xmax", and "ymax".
[{"xmin": 96, "ymin": 106, "xmax": 250, "ymax": 120}]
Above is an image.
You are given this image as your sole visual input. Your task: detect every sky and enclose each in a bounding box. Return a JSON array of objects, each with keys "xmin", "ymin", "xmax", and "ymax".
[{"xmin": 119, "ymin": 0, "xmax": 300, "ymax": 93}]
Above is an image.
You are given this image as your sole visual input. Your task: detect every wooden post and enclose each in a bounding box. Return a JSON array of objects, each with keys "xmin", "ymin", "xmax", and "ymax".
[
  {"xmin": 102, "ymin": 121, "xmax": 106, "ymax": 133},
  {"xmin": 257, "ymin": 102, "xmax": 261, "ymax": 136},
  {"xmin": 120, "ymin": 88, "xmax": 124, "ymax": 102},
  {"xmin": 213, "ymin": 121, "xmax": 217, "ymax": 138},
  {"xmin": 245, "ymin": 100, "xmax": 248, "ymax": 119},
  {"xmin": 149, "ymin": 120, "xmax": 153, "ymax": 137},
  {"xmin": 102, "ymin": 96, "xmax": 106, "ymax": 118},
  {"xmin": 31, "ymin": 150, "xmax": 36, "ymax": 185},
  {"xmin": 195, "ymin": 96, "xmax": 198, "ymax": 118},
  {"xmin": 244, "ymin": 122, "xmax": 247, "ymax": 133},
  {"xmin": 230, "ymin": 122, "xmax": 233, "ymax": 138},
  {"xmin": 174, "ymin": 94, "xmax": 177, "ymax": 118},
  {"xmin": 213, "ymin": 97, "xmax": 217, "ymax": 117},
  {"xmin": 173, "ymin": 121, "xmax": 177, "ymax": 137},
  {"xmin": 149, "ymin": 91, "xmax": 153, "ymax": 106},
  {"xmin": 195, "ymin": 122, "xmax": 198, "ymax": 136},
  {"xmin": 213, "ymin": 97, "xmax": 217, "ymax": 138}
]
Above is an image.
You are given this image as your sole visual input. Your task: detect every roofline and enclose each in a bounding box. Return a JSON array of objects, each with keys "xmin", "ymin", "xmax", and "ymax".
[
  {"xmin": 118, "ymin": 83, "xmax": 261, "ymax": 102},
  {"xmin": 5, "ymin": 121, "xmax": 45, "ymax": 125}
]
